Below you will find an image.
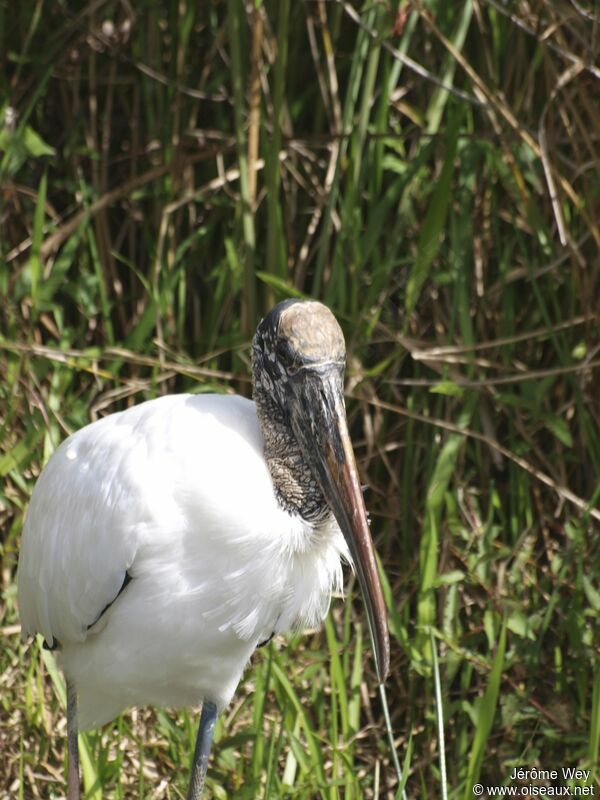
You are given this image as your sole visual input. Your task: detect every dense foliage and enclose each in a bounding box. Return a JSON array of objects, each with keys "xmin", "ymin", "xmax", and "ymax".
[{"xmin": 1, "ymin": 1, "xmax": 598, "ymax": 797}]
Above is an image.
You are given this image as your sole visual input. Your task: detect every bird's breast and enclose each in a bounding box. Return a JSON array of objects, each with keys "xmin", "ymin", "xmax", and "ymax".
[{"xmin": 131, "ymin": 393, "xmax": 348, "ymax": 644}]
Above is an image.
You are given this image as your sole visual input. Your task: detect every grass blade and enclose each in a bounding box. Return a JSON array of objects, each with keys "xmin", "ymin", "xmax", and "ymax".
[
  {"xmin": 430, "ymin": 630, "xmax": 448, "ymax": 800},
  {"xmin": 405, "ymin": 109, "xmax": 461, "ymax": 316},
  {"xmin": 463, "ymin": 619, "xmax": 507, "ymax": 799}
]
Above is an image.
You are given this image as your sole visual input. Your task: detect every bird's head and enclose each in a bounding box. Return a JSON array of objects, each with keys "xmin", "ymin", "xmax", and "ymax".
[
  {"xmin": 252, "ymin": 299, "xmax": 390, "ymax": 683},
  {"xmin": 252, "ymin": 298, "xmax": 345, "ymax": 412}
]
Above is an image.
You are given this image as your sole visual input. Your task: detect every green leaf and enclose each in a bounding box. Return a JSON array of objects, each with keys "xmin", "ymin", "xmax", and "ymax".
[
  {"xmin": 582, "ymin": 576, "xmax": 600, "ymax": 613},
  {"xmin": 23, "ymin": 125, "xmax": 56, "ymax": 157},
  {"xmin": 256, "ymin": 271, "xmax": 306, "ymax": 298},
  {"xmin": 433, "ymin": 570, "xmax": 465, "ymax": 587},
  {"xmin": 572, "ymin": 341, "xmax": 586, "ymax": 360},
  {"xmin": 507, "ymin": 609, "xmax": 534, "ymax": 639},
  {"xmin": 430, "ymin": 379, "xmax": 465, "ymax": 397},
  {"xmin": 542, "ymin": 414, "xmax": 573, "ymax": 448}
]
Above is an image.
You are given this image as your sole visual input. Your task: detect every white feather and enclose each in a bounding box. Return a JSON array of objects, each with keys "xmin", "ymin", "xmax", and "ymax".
[{"xmin": 18, "ymin": 394, "xmax": 347, "ymax": 728}]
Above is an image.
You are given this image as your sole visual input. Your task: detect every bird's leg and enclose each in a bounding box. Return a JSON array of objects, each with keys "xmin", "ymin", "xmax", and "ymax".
[
  {"xmin": 186, "ymin": 700, "xmax": 218, "ymax": 800},
  {"xmin": 66, "ymin": 679, "xmax": 80, "ymax": 800}
]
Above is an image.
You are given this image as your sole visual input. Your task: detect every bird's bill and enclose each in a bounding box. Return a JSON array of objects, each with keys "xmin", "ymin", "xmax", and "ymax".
[{"xmin": 289, "ymin": 368, "xmax": 390, "ymax": 683}]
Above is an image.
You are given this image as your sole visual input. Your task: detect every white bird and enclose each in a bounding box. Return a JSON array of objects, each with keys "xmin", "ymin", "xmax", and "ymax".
[{"xmin": 18, "ymin": 299, "xmax": 390, "ymax": 799}]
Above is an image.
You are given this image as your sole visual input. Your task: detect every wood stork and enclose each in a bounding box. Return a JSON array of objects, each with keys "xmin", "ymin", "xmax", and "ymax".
[{"xmin": 17, "ymin": 299, "xmax": 390, "ymax": 799}]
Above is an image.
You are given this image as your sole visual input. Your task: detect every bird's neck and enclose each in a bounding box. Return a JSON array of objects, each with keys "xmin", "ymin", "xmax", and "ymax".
[{"xmin": 254, "ymin": 386, "xmax": 329, "ymax": 522}]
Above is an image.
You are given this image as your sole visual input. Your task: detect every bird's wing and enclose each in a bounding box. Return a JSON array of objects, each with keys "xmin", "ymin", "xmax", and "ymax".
[
  {"xmin": 17, "ymin": 393, "xmax": 277, "ymax": 648},
  {"xmin": 17, "ymin": 403, "xmax": 155, "ymax": 646}
]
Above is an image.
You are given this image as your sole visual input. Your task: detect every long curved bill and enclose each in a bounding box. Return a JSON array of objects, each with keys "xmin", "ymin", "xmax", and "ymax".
[{"xmin": 289, "ymin": 367, "xmax": 390, "ymax": 683}]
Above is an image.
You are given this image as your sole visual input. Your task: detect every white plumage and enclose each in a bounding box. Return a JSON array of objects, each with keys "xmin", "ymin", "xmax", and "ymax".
[
  {"xmin": 18, "ymin": 299, "xmax": 389, "ymax": 799},
  {"xmin": 18, "ymin": 393, "xmax": 347, "ymax": 728}
]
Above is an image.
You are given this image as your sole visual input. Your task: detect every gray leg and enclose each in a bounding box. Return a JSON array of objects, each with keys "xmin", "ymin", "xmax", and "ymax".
[
  {"xmin": 186, "ymin": 700, "xmax": 218, "ymax": 800},
  {"xmin": 66, "ymin": 679, "xmax": 80, "ymax": 800}
]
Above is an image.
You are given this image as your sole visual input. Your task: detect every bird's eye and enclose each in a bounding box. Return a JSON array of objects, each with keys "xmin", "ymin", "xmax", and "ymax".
[
  {"xmin": 276, "ymin": 340, "xmax": 299, "ymax": 374},
  {"xmin": 276, "ymin": 339, "xmax": 291, "ymax": 364}
]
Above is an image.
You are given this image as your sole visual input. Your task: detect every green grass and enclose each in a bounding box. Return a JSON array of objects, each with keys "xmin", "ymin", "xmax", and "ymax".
[{"xmin": 1, "ymin": 1, "xmax": 599, "ymax": 798}]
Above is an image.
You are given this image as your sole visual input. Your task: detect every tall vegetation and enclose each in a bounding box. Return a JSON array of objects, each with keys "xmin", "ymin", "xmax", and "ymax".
[{"xmin": 1, "ymin": 1, "xmax": 598, "ymax": 797}]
